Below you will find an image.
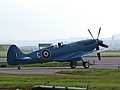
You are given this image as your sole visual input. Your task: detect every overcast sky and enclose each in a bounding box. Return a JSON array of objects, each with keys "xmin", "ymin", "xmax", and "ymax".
[{"xmin": 0, "ymin": 0, "xmax": 120, "ymax": 41}]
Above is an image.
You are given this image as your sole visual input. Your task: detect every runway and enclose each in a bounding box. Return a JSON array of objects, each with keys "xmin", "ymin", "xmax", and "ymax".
[
  {"xmin": 84, "ymin": 57, "xmax": 120, "ymax": 68},
  {"xmin": 0, "ymin": 58, "xmax": 6, "ymax": 62},
  {"xmin": 0, "ymin": 57, "xmax": 120, "ymax": 74}
]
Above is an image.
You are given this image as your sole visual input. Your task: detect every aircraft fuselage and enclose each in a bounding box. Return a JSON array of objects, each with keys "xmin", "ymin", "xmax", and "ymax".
[{"xmin": 15, "ymin": 39, "xmax": 98, "ymax": 65}]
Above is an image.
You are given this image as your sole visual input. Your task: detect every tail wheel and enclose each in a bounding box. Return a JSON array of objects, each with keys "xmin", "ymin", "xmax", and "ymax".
[
  {"xmin": 18, "ymin": 66, "xmax": 21, "ymax": 70},
  {"xmin": 83, "ymin": 61, "xmax": 90, "ymax": 68},
  {"xmin": 70, "ymin": 61, "xmax": 77, "ymax": 69}
]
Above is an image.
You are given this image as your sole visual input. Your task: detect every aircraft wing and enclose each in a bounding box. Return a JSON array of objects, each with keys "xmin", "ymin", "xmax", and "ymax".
[
  {"xmin": 53, "ymin": 52, "xmax": 80, "ymax": 61},
  {"xmin": 81, "ymin": 48, "xmax": 109, "ymax": 57},
  {"xmin": 53, "ymin": 48, "xmax": 108, "ymax": 61}
]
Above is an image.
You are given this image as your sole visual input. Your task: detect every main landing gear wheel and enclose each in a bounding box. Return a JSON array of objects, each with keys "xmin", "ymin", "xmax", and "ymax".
[
  {"xmin": 70, "ymin": 61, "xmax": 77, "ymax": 69},
  {"xmin": 18, "ymin": 66, "xmax": 21, "ymax": 70},
  {"xmin": 83, "ymin": 61, "xmax": 90, "ymax": 68}
]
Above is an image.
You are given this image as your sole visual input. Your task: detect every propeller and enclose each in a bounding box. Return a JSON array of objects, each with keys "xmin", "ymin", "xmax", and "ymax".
[
  {"xmin": 88, "ymin": 27, "xmax": 108, "ymax": 61},
  {"xmin": 100, "ymin": 43, "xmax": 108, "ymax": 48},
  {"xmin": 97, "ymin": 27, "xmax": 101, "ymax": 39},
  {"xmin": 96, "ymin": 46, "xmax": 101, "ymax": 60},
  {"xmin": 88, "ymin": 29, "xmax": 94, "ymax": 39}
]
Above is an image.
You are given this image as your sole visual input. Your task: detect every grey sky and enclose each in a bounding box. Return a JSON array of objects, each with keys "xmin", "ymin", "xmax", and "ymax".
[{"xmin": 0, "ymin": 0, "xmax": 120, "ymax": 41}]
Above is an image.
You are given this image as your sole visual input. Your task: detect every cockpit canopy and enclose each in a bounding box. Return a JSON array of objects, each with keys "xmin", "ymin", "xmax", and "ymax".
[{"xmin": 51, "ymin": 42, "xmax": 66, "ymax": 48}]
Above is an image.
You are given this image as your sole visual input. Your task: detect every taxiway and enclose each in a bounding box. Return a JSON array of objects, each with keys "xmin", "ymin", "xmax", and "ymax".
[{"xmin": 0, "ymin": 57, "xmax": 120, "ymax": 74}]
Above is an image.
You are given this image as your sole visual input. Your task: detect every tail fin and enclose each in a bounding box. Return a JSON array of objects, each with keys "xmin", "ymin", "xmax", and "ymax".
[{"xmin": 7, "ymin": 45, "xmax": 25, "ymax": 65}]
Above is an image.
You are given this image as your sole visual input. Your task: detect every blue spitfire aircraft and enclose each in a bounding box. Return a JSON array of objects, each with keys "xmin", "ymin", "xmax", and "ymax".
[{"xmin": 7, "ymin": 27, "xmax": 108, "ymax": 69}]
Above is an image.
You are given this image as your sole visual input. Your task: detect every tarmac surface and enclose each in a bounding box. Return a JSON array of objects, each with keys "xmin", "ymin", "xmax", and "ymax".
[
  {"xmin": 0, "ymin": 57, "xmax": 120, "ymax": 74},
  {"xmin": 0, "ymin": 58, "xmax": 6, "ymax": 62}
]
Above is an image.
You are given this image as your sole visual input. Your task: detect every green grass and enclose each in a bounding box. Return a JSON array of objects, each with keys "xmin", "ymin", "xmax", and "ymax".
[
  {"xmin": 88, "ymin": 51, "xmax": 120, "ymax": 57},
  {"xmin": 0, "ymin": 69, "xmax": 120, "ymax": 90},
  {"xmin": 94, "ymin": 52, "xmax": 120, "ymax": 57},
  {"xmin": 0, "ymin": 61, "xmax": 83, "ymax": 68},
  {"xmin": 23, "ymin": 62, "xmax": 70, "ymax": 67},
  {"xmin": 0, "ymin": 52, "xmax": 7, "ymax": 58},
  {"xmin": 57, "ymin": 69, "xmax": 120, "ymax": 90}
]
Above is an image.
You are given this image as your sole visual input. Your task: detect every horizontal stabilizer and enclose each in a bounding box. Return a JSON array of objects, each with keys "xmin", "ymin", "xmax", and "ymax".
[{"xmin": 15, "ymin": 57, "xmax": 32, "ymax": 60}]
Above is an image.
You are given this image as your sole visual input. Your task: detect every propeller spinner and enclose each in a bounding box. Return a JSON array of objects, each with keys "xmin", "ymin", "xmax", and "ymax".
[{"xmin": 88, "ymin": 27, "xmax": 108, "ymax": 60}]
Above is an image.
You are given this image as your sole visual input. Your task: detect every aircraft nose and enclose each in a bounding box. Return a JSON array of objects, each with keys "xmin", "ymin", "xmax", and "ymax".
[
  {"xmin": 97, "ymin": 39, "xmax": 108, "ymax": 48},
  {"xmin": 98, "ymin": 40, "xmax": 103, "ymax": 45}
]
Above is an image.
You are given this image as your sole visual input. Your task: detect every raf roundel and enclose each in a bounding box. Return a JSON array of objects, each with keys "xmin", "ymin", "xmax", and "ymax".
[{"xmin": 41, "ymin": 49, "xmax": 51, "ymax": 60}]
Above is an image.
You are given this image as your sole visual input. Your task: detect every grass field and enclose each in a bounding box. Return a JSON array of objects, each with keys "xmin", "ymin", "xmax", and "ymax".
[
  {"xmin": 58, "ymin": 69, "xmax": 120, "ymax": 90},
  {"xmin": 0, "ymin": 61, "xmax": 83, "ymax": 68},
  {"xmin": 0, "ymin": 69, "xmax": 120, "ymax": 90},
  {"xmin": 0, "ymin": 51, "xmax": 120, "ymax": 89},
  {"xmin": 0, "ymin": 62, "xmax": 70, "ymax": 68},
  {"xmin": 0, "ymin": 52, "xmax": 7, "ymax": 58},
  {"xmin": 94, "ymin": 51, "xmax": 120, "ymax": 57}
]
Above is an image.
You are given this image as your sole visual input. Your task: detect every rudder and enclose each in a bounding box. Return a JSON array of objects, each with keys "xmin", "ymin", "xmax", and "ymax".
[{"xmin": 7, "ymin": 45, "xmax": 25, "ymax": 65}]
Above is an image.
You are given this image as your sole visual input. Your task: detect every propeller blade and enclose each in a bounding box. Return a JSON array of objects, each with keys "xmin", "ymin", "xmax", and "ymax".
[
  {"xmin": 100, "ymin": 44, "xmax": 108, "ymax": 48},
  {"xmin": 97, "ymin": 27, "xmax": 101, "ymax": 39},
  {"xmin": 96, "ymin": 46, "xmax": 99, "ymax": 50},
  {"xmin": 96, "ymin": 46, "xmax": 101, "ymax": 60},
  {"xmin": 97, "ymin": 53, "xmax": 101, "ymax": 61},
  {"xmin": 88, "ymin": 29, "xmax": 94, "ymax": 39}
]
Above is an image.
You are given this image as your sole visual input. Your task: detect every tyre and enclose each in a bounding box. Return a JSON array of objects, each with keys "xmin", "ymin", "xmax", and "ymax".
[
  {"xmin": 70, "ymin": 61, "xmax": 77, "ymax": 69},
  {"xmin": 18, "ymin": 66, "xmax": 21, "ymax": 70},
  {"xmin": 83, "ymin": 61, "xmax": 90, "ymax": 68}
]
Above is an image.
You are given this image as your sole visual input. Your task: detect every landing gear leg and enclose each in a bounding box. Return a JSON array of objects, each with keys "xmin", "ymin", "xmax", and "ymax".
[
  {"xmin": 70, "ymin": 61, "xmax": 77, "ymax": 69},
  {"xmin": 82, "ymin": 61, "xmax": 90, "ymax": 68},
  {"xmin": 18, "ymin": 66, "xmax": 22, "ymax": 70}
]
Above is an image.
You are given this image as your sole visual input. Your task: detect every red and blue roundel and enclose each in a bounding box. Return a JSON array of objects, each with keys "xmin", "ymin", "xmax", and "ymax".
[{"xmin": 41, "ymin": 49, "xmax": 51, "ymax": 60}]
